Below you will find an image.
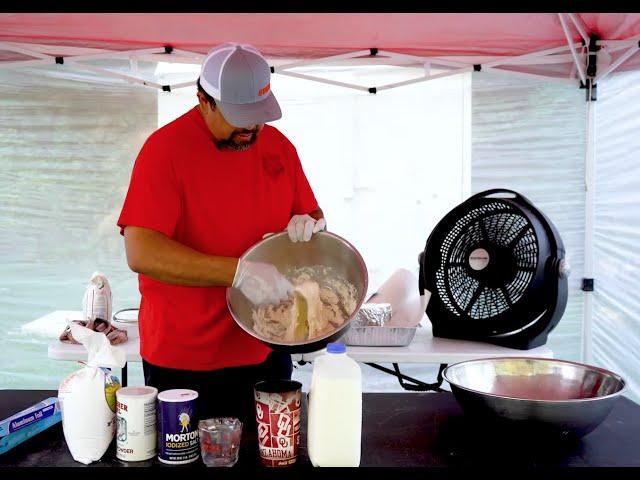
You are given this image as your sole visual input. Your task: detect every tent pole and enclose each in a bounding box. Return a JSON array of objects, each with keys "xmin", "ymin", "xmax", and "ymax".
[
  {"xmin": 598, "ymin": 33, "xmax": 640, "ymax": 48},
  {"xmin": 503, "ymin": 53, "xmax": 581, "ymax": 65},
  {"xmin": 594, "ymin": 44, "xmax": 640, "ymax": 83},
  {"xmin": 0, "ymin": 41, "xmax": 52, "ymax": 59},
  {"xmin": 482, "ymin": 66, "xmax": 576, "ymax": 84},
  {"xmin": 583, "ymin": 90, "xmax": 596, "ymax": 365},
  {"xmin": 273, "ymin": 49, "xmax": 467, "ymax": 72},
  {"xmin": 170, "ymin": 48, "xmax": 205, "ymax": 59},
  {"xmin": 567, "ymin": 13, "xmax": 590, "ymax": 45},
  {"xmin": 580, "ymin": 34, "xmax": 598, "ymax": 365},
  {"xmin": 64, "ymin": 62, "xmax": 164, "ymax": 89},
  {"xmin": 0, "ymin": 58, "xmax": 58, "ymax": 69},
  {"xmin": 483, "ymin": 43, "xmax": 581, "ymax": 68},
  {"xmin": 169, "ymin": 80, "xmax": 197, "ymax": 89},
  {"xmin": 558, "ymin": 13, "xmax": 587, "ymax": 85},
  {"xmin": 376, "ymin": 66, "xmax": 474, "ymax": 91},
  {"xmin": 423, "ymin": 61, "xmax": 431, "ymax": 77},
  {"xmin": 0, "ymin": 42, "xmax": 114, "ymax": 56},
  {"xmin": 274, "ymin": 69, "xmax": 370, "ymax": 92},
  {"xmin": 275, "ymin": 50, "xmax": 373, "ymax": 71},
  {"xmin": 53, "ymin": 47, "xmax": 166, "ymax": 62},
  {"xmin": 373, "ymin": 50, "xmax": 470, "ymax": 68}
]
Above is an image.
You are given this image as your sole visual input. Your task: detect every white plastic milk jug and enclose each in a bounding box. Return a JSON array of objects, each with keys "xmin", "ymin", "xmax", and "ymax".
[{"xmin": 307, "ymin": 343, "xmax": 362, "ymax": 467}]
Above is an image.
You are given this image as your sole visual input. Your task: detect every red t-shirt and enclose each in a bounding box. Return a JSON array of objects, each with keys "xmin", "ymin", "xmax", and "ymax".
[{"xmin": 117, "ymin": 107, "xmax": 319, "ymax": 371}]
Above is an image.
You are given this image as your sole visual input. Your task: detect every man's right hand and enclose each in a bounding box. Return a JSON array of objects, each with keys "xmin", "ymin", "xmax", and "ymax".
[{"xmin": 232, "ymin": 259, "xmax": 294, "ymax": 306}]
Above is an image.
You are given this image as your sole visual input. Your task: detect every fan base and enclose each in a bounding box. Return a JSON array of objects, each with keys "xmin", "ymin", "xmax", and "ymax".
[{"xmin": 432, "ymin": 325, "xmax": 549, "ymax": 351}]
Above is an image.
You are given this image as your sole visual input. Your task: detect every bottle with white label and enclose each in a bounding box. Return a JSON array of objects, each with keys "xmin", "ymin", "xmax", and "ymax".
[{"xmin": 307, "ymin": 343, "xmax": 362, "ymax": 467}]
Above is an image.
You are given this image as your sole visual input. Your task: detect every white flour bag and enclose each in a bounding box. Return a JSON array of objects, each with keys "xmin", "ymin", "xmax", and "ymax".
[{"xmin": 58, "ymin": 322, "xmax": 126, "ymax": 464}]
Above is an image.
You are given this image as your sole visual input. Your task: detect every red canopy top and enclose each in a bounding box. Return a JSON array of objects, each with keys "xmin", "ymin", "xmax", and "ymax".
[
  {"xmin": 1, "ymin": 13, "xmax": 639, "ymax": 78},
  {"xmin": 0, "ymin": 13, "xmax": 638, "ymax": 56}
]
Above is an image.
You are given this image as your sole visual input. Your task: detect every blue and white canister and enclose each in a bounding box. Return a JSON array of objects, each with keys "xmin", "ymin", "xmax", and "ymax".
[{"xmin": 157, "ymin": 389, "xmax": 199, "ymax": 464}]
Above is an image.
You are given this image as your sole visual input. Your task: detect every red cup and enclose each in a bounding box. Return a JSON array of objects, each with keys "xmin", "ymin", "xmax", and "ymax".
[{"xmin": 254, "ymin": 379, "xmax": 302, "ymax": 467}]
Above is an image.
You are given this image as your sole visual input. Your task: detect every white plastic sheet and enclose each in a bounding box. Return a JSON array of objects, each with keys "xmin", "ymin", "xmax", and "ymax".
[
  {"xmin": 0, "ymin": 68, "xmax": 156, "ymax": 388},
  {"xmin": 471, "ymin": 71, "xmax": 586, "ymax": 362},
  {"xmin": 593, "ymin": 70, "xmax": 640, "ymax": 403}
]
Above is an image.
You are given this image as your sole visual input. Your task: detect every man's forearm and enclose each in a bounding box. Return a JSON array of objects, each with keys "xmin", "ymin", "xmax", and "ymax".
[{"xmin": 123, "ymin": 226, "xmax": 238, "ymax": 287}]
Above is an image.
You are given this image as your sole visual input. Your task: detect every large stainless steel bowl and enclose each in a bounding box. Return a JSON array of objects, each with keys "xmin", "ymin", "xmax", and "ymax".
[
  {"xmin": 443, "ymin": 357, "xmax": 626, "ymax": 437},
  {"xmin": 227, "ymin": 231, "xmax": 368, "ymax": 353}
]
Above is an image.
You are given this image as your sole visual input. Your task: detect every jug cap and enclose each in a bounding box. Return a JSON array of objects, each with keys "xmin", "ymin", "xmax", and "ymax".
[{"xmin": 327, "ymin": 343, "xmax": 346, "ymax": 354}]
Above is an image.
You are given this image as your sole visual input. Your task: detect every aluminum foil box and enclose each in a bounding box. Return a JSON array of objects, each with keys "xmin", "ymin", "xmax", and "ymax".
[{"xmin": 0, "ymin": 397, "xmax": 62, "ymax": 454}]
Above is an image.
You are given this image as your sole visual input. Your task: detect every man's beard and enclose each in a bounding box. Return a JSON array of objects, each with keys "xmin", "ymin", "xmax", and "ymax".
[{"xmin": 214, "ymin": 129, "xmax": 258, "ymax": 152}]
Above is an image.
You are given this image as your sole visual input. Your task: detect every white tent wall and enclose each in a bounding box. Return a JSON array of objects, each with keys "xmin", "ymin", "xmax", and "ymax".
[
  {"xmin": 0, "ymin": 68, "xmax": 157, "ymax": 388},
  {"xmin": 471, "ymin": 71, "xmax": 587, "ymax": 362},
  {"xmin": 593, "ymin": 70, "xmax": 640, "ymax": 404}
]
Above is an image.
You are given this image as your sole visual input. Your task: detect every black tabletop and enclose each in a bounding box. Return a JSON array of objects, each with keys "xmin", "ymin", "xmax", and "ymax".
[{"xmin": 2, "ymin": 389, "xmax": 640, "ymax": 478}]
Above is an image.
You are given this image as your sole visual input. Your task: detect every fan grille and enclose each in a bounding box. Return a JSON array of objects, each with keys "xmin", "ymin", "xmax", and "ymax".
[{"xmin": 435, "ymin": 200, "xmax": 538, "ymax": 320}]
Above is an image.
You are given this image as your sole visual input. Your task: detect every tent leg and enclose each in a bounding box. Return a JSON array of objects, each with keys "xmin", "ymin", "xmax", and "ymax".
[{"xmin": 582, "ymin": 91, "xmax": 596, "ymax": 364}]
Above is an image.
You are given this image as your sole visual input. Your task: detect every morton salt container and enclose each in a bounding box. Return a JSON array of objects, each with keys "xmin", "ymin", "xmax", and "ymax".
[
  {"xmin": 157, "ymin": 389, "xmax": 199, "ymax": 464},
  {"xmin": 116, "ymin": 386, "xmax": 158, "ymax": 462},
  {"xmin": 307, "ymin": 343, "xmax": 362, "ymax": 467}
]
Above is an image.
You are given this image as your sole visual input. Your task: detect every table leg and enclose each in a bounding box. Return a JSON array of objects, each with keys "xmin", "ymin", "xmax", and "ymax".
[
  {"xmin": 298, "ymin": 360, "xmax": 448, "ymax": 392},
  {"xmin": 122, "ymin": 363, "xmax": 128, "ymax": 387},
  {"xmin": 365, "ymin": 363, "xmax": 447, "ymax": 392}
]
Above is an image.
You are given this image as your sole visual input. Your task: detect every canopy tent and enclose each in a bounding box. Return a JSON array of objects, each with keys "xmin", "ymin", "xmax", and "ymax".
[
  {"xmin": 1, "ymin": 13, "xmax": 640, "ymax": 91},
  {"xmin": 1, "ymin": 12, "xmax": 640, "ymax": 370}
]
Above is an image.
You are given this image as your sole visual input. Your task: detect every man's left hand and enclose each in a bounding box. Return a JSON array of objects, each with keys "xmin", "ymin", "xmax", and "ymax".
[{"xmin": 287, "ymin": 214, "xmax": 327, "ymax": 243}]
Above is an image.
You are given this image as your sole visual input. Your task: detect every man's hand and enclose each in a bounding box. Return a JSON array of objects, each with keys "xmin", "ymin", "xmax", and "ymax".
[
  {"xmin": 232, "ymin": 259, "xmax": 294, "ymax": 306},
  {"xmin": 287, "ymin": 214, "xmax": 327, "ymax": 243}
]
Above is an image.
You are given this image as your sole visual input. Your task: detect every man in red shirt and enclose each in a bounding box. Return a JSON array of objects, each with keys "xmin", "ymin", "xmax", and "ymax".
[{"xmin": 117, "ymin": 43, "xmax": 326, "ymax": 419}]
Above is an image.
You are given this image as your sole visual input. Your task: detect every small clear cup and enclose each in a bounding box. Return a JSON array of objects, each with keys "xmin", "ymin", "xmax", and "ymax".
[{"xmin": 198, "ymin": 417, "xmax": 243, "ymax": 467}]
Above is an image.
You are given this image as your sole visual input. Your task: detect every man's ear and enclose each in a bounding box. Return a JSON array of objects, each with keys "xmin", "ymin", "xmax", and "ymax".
[{"xmin": 196, "ymin": 91, "xmax": 214, "ymax": 111}]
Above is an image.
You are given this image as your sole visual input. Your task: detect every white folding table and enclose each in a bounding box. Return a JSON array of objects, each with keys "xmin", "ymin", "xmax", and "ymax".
[
  {"xmin": 43, "ymin": 310, "xmax": 552, "ymax": 389},
  {"xmin": 296, "ymin": 326, "xmax": 553, "ymax": 391},
  {"xmin": 48, "ymin": 337, "xmax": 142, "ymax": 386}
]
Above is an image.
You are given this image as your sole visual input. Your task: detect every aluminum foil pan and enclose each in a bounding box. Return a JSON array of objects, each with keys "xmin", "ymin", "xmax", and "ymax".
[
  {"xmin": 342, "ymin": 326, "xmax": 418, "ymax": 347},
  {"xmin": 351, "ymin": 303, "xmax": 392, "ymax": 327}
]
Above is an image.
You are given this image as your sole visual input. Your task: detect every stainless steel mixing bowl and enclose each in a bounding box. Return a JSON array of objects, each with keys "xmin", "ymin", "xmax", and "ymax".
[
  {"xmin": 443, "ymin": 357, "xmax": 626, "ymax": 437},
  {"xmin": 227, "ymin": 231, "xmax": 368, "ymax": 353}
]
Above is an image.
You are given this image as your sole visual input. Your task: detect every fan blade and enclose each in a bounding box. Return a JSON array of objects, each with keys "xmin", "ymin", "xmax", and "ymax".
[
  {"xmin": 518, "ymin": 266, "xmax": 536, "ymax": 272},
  {"xmin": 500, "ymin": 286, "xmax": 513, "ymax": 307},
  {"xmin": 464, "ymin": 285, "xmax": 485, "ymax": 314},
  {"xmin": 478, "ymin": 218, "xmax": 489, "ymax": 242},
  {"xmin": 508, "ymin": 225, "xmax": 530, "ymax": 249}
]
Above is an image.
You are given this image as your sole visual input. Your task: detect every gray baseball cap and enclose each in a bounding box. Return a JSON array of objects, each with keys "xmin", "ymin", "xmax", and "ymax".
[{"xmin": 199, "ymin": 43, "xmax": 282, "ymax": 128}]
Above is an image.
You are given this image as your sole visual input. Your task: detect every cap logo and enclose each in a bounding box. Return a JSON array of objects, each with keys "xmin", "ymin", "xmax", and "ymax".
[{"xmin": 258, "ymin": 83, "xmax": 271, "ymax": 97}]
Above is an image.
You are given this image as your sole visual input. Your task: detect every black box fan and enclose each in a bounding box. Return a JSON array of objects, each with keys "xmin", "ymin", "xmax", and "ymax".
[{"xmin": 418, "ymin": 189, "xmax": 569, "ymax": 350}]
